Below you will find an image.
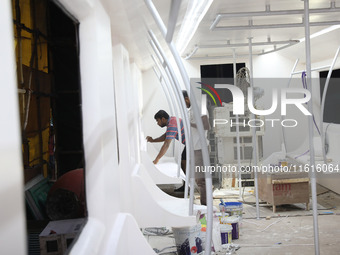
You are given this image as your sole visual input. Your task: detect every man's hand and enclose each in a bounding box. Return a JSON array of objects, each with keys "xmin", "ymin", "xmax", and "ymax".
[
  {"xmin": 153, "ymin": 158, "xmax": 159, "ymax": 164},
  {"xmin": 146, "ymin": 136, "xmax": 154, "ymax": 142}
]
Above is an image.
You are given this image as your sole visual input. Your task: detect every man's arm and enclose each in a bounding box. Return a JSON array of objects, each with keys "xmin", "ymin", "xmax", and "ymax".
[
  {"xmin": 191, "ymin": 115, "xmax": 210, "ymax": 130},
  {"xmin": 146, "ymin": 133, "xmax": 166, "ymax": 143},
  {"xmin": 153, "ymin": 139, "xmax": 172, "ymax": 164}
]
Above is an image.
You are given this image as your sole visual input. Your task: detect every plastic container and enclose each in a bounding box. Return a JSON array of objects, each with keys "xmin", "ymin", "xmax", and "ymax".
[
  {"xmin": 220, "ymin": 224, "xmax": 232, "ymax": 244},
  {"xmin": 172, "ymin": 224, "xmax": 203, "ymax": 255},
  {"xmin": 215, "ymin": 212, "xmax": 229, "ymax": 224},
  {"xmin": 223, "ymin": 202, "xmax": 243, "ymax": 219},
  {"xmin": 225, "ymin": 216, "xmax": 240, "ymax": 240}
]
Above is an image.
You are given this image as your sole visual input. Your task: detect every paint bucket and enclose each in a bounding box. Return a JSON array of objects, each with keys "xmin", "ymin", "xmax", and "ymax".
[
  {"xmin": 225, "ymin": 216, "xmax": 240, "ymax": 240},
  {"xmin": 223, "ymin": 202, "xmax": 243, "ymax": 219},
  {"xmin": 215, "ymin": 212, "xmax": 229, "ymax": 224},
  {"xmin": 172, "ymin": 224, "xmax": 203, "ymax": 255},
  {"xmin": 220, "ymin": 224, "xmax": 232, "ymax": 245}
]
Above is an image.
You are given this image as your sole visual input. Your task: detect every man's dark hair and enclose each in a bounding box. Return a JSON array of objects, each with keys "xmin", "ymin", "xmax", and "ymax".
[
  {"xmin": 182, "ymin": 90, "xmax": 188, "ymax": 98},
  {"xmin": 154, "ymin": 110, "xmax": 169, "ymax": 120}
]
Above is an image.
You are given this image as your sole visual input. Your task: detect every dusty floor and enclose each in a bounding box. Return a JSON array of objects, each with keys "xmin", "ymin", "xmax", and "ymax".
[{"xmin": 144, "ymin": 184, "xmax": 340, "ymax": 255}]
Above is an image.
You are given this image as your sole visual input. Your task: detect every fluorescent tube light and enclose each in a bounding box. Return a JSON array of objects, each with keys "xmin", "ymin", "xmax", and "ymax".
[
  {"xmin": 299, "ymin": 25, "xmax": 340, "ymax": 42},
  {"xmin": 176, "ymin": 0, "xmax": 214, "ymax": 55}
]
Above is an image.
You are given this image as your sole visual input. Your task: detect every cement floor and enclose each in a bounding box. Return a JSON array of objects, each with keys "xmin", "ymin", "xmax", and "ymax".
[{"xmin": 145, "ymin": 184, "xmax": 340, "ymax": 255}]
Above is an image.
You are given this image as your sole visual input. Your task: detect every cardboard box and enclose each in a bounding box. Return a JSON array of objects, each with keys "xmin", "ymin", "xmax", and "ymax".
[
  {"xmin": 39, "ymin": 218, "xmax": 85, "ymax": 255},
  {"xmin": 258, "ymin": 171, "xmax": 309, "ymax": 213}
]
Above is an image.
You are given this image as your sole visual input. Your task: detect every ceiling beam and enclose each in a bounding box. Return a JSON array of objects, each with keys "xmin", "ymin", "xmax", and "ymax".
[
  {"xmin": 165, "ymin": 0, "xmax": 181, "ymax": 43},
  {"xmin": 211, "ymin": 2, "xmax": 340, "ymax": 30},
  {"xmin": 185, "ymin": 39, "xmax": 300, "ymax": 59},
  {"xmin": 212, "ymin": 21, "xmax": 340, "ymax": 31},
  {"xmin": 198, "ymin": 39, "xmax": 300, "ymax": 48}
]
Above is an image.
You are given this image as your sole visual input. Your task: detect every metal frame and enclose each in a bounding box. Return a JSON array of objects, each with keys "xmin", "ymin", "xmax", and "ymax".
[
  {"xmin": 213, "ymin": 1, "xmax": 322, "ymax": 252},
  {"xmin": 247, "ymin": 37, "xmax": 261, "ymax": 220},
  {"xmin": 185, "ymin": 39, "xmax": 300, "ymax": 60},
  {"xmin": 148, "ymin": 31, "xmax": 193, "ymax": 198},
  {"xmin": 319, "ymin": 46, "xmax": 340, "ymax": 163},
  {"xmin": 232, "ymin": 49, "xmax": 243, "ymax": 199},
  {"xmin": 284, "ymin": 46, "xmax": 340, "ymax": 163},
  {"xmin": 143, "ymin": 0, "xmax": 340, "ymax": 254},
  {"xmin": 304, "ymin": 2, "xmax": 320, "ymax": 254},
  {"xmin": 144, "ymin": 0, "xmax": 214, "ymax": 254},
  {"xmin": 198, "ymin": 39, "xmax": 300, "ymax": 49},
  {"xmin": 280, "ymin": 44, "xmax": 340, "ymax": 255},
  {"xmin": 212, "ymin": 1, "xmax": 322, "ymax": 252},
  {"xmin": 188, "ymin": 0, "xmax": 332, "ymax": 254},
  {"xmin": 152, "ymin": 64, "xmax": 182, "ymax": 167},
  {"xmin": 149, "ymin": 39, "xmax": 183, "ymax": 176},
  {"xmin": 212, "ymin": 20, "xmax": 340, "ymax": 31},
  {"xmin": 210, "ymin": 1, "xmax": 340, "ymax": 30},
  {"xmin": 185, "ymin": 1, "xmax": 340, "ymax": 60}
]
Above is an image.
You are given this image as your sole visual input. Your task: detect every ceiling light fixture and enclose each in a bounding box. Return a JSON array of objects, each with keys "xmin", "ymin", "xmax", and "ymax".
[
  {"xmin": 299, "ymin": 25, "xmax": 340, "ymax": 42},
  {"xmin": 176, "ymin": 0, "xmax": 214, "ymax": 55}
]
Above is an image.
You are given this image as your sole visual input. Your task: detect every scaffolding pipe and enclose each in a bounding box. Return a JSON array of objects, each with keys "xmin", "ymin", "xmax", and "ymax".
[
  {"xmin": 144, "ymin": 1, "xmax": 213, "ymax": 253},
  {"xmin": 292, "ymin": 65, "xmax": 332, "ymax": 75},
  {"xmin": 186, "ymin": 40, "xmax": 299, "ymax": 60},
  {"xmin": 319, "ymin": 46, "xmax": 340, "ymax": 164},
  {"xmin": 154, "ymin": 52, "xmax": 194, "ymax": 203},
  {"xmin": 149, "ymin": 40, "xmax": 183, "ymax": 175},
  {"xmin": 248, "ymin": 37, "xmax": 260, "ymax": 220},
  {"xmin": 232, "ymin": 49, "xmax": 242, "ymax": 199},
  {"xmin": 188, "ymin": 54, "xmax": 250, "ymax": 60},
  {"xmin": 189, "ymin": 42, "xmax": 298, "ymax": 60},
  {"xmin": 154, "ymin": 55, "xmax": 193, "ymax": 203},
  {"xmin": 148, "ymin": 30, "xmax": 193, "ymax": 202},
  {"xmin": 168, "ymin": 39, "xmax": 213, "ymax": 255},
  {"xmin": 285, "ymin": 47, "xmax": 339, "ymax": 162},
  {"xmin": 184, "ymin": 45, "xmax": 198, "ymax": 60},
  {"xmin": 164, "ymin": 61, "xmax": 195, "ymax": 204},
  {"xmin": 304, "ymin": 1, "xmax": 320, "ymax": 254},
  {"xmin": 199, "ymin": 40, "xmax": 299, "ymax": 48},
  {"xmin": 211, "ymin": 4, "xmax": 340, "ymax": 22},
  {"xmin": 187, "ymin": 41, "xmax": 300, "ymax": 60},
  {"xmin": 258, "ymin": 43, "xmax": 301, "ymax": 56},
  {"xmin": 188, "ymin": 132, "xmax": 196, "ymax": 213},
  {"xmin": 212, "ymin": 21, "xmax": 340, "ymax": 31},
  {"xmin": 145, "ymin": 1, "xmax": 213, "ymax": 253}
]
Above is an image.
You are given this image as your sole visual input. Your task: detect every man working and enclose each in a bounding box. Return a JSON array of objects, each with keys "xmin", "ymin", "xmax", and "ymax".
[
  {"xmin": 146, "ymin": 110, "xmax": 186, "ymax": 165},
  {"xmin": 183, "ymin": 90, "xmax": 210, "ymax": 205}
]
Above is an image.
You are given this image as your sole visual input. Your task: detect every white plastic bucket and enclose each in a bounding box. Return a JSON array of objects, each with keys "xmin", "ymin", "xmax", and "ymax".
[
  {"xmin": 172, "ymin": 224, "xmax": 203, "ymax": 255},
  {"xmin": 220, "ymin": 224, "xmax": 232, "ymax": 244},
  {"xmin": 223, "ymin": 202, "xmax": 243, "ymax": 219},
  {"xmin": 225, "ymin": 215, "xmax": 240, "ymax": 240}
]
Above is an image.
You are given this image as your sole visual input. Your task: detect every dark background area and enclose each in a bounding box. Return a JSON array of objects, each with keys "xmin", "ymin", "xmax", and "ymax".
[
  {"xmin": 320, "ymin": 68, "xmax": 340, "ymax": 124},
  {"xmin": 200, "ymin": 63, "xmax": 245, "ymax": 105}
]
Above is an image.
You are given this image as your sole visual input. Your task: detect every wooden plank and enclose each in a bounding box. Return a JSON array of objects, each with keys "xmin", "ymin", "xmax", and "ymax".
[{"xmin": 272, "ymin": 178, "xmax": 309, "ymax": 184}]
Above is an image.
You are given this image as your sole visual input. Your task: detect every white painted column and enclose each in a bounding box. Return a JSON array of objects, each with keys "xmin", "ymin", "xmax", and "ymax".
[
  {"xmin": 303, "ymin": 0, "xmax": 320, "ymax": 254},
  {"xmin": 0, "ymin": 1, "xmax": 27, "ymax": 254}
]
